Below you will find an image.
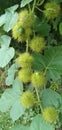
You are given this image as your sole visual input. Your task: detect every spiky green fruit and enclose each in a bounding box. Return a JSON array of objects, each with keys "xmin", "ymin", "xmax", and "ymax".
[
  {"xmin": 29, "ymin": 36, "xmax": 45, "ymax": 53},
  {"xmin": 17, "ymin": 52, "xmax": 34, "ymax": 68},
  {"xmin": 44, "ymin": 2, "xmax": 60, "ymax": 20},
  {"xmin": 21, "ymin": 91, "xmax": 36, "ymax": 108},
  {"xmin": 42, "ymin": 107, "xmax": 58, "ymax": 123},
  {"xmin": 12, "ymin": 22, "xmax": 32, "ymax": 42},
  {"xmin": 18, "ymin": 9, "xmax": 35, "ymax": 29},
  {"xmin": 18, "ymin": 68, "xmax": 32, "ymax": 83},
  {"xmin": 31, "ymin": 71, "xmax": 46, "ymax": 88}
]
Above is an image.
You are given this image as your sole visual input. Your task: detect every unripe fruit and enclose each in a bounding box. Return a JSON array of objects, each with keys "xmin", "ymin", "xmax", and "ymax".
[
  {"xmin": 21, "ymin": 91, "xmax": 36, "ymax": 108},
  {"xmin": 18, "ymin": 68, "xmax": 32, "ymax": 83},
  {"xmin": 12, "ymin": 22, "xmax": 32, "ymax": 42},
  {"xmin": 18, "ymin": 9, "xmax": 35, "ymax": 29},
  {"xmin": 44, "ymin": 2, "xmax": 60, "ymax": 20},
  {"xmin": 42, "ymin": 107, "xmax": 58, "ymax": 123},
  {"xmin": 17, "ymin": 52, "xmax": 34, "ymax": 68},
  {"xmin": 29, "ymin": 36, "xmax": 45, "ymax": 53},
  {"xmin": 31, "ymin": 71, "xmax": 46, "ymax": 88}
]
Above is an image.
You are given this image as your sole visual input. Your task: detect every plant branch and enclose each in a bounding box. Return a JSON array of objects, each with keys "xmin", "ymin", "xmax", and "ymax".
[
  {"xmin": 26, "ymin": 39, "xmax": 29, "ymax": 52},
  {"xmin": 32, "ymin": 0, "xmax": 36, "ymax": 12},
  {"xmin": 36, "ymin": 0, "xmax": 44, "ymax": 6},
  {"xmin": 35, "ymin": 88, "xmax": 43, "ymax": 113},
  {"xmin": 35, "ymin": 6, "xmax": 44, "ymax": 13}
]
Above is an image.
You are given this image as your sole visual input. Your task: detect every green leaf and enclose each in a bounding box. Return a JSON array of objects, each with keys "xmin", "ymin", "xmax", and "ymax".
[
  {"xmin": 21, "ymin": 0, "xmax": 33, "ymax": 7},
  {"xmin": 54, "ymin": 0, "xmax": 62, "ymax": 3},
  {"xmin": 41, "ymin": 88, "xmax": 62, "ymax": 108},
  {"xmin": 0, "ymin": 35, "xmax": 11, "ymax": 47},
  {"xmin": 0, "ymin": 14, "xmax": 6, "ymax": 26},
  {"xmin": 10, "ymin": 115, "xmax": 54, "ymax": 130},
  {"xmin": 44, "ymin": 46, "xmax": 62, "ymax": 80},
  {"xmin": 30, "ymin": 115, "xmax": 55, "ymax": 130},
  {"xmin": 59, "ymin": 105, "xmax": 62, "ymax": 113},
  {"xmin": 0, "ymin": 5, "xmax": 18, "ymax": 32},
  {"xmin": 10, "ymin": 100, "xmax": 25, "ymax": 121},
  {"xmin": 0, "ymin": 88, "xmax": 20, "ymax": 112},
  {"xmin": 5, "ymin": 4, "xmax": 18, "ymax": 13},
  {"xmin": 34, "ymin": 22, "xmax": 51, "ymax": 36},
  {"xmin": 13, "ymin": 78, "xmax": 23, "ymax": 94},
  {"xmin": 0, "ymin": 47, "xmax": 15, "ymax": 68},
  {"xmin": 10, "ymin": 125, "xmax": 29, "ymax": 130},
  {"xmin": 0, "ymin": 78, "xmax": 24, "ymax": 121},
  {"xmin": 3, "ymin": 12, "xmax": 18, "ymax": 32},
  {"xmin": 52, "ymin": 16, "xmax": 61, "ymax": 31},
  {"xmin": 32, "ymin": 53, "xmax": 45, "ymax": 71},
  {"xmin": 0, "ymin": 35, "xmax": 15, "ymax": 68},
  {"xmin": 49, "ymin": 0, "xmax": 62, "ymax": 3},
  {"xmin": 59, "ymin": 22, "xmax": 62, "ymax": 35},
  {"xmin": 33, "ymin": 46, "xmax": 62, "ymax": 81},
  {"xmin": 6, "ymin": 63, "xmax": 19, "ymax": 86}
]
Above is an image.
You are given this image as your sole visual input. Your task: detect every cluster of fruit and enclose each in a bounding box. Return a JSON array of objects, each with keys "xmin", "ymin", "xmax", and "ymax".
[
  {"xmin": 16, "ymin": 51, "xmax": 58, "ymax": 124},
  {"xmin": 21, "ymin": 91, "xmax": 59, "ymax": 124},
  {"xmin": 11, "ymin": 1, "xmax": 60, "ymax": 124}
]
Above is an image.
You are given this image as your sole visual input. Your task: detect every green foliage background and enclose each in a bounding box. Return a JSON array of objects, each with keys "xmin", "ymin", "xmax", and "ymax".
[{"xmin": 0, "ymin": 0, "xmax": 62, "ymax": 130}]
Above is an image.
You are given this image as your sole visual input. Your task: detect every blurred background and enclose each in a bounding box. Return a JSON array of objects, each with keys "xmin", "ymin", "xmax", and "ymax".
[{"xmin": 0, "ymin": 0, "xmax": 21, "ymax": 14}]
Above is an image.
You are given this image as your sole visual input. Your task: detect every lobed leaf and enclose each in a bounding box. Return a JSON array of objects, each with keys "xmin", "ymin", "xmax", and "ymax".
[
  {"xmin": 41, "ymin": 88, "xmax": 62, "ymax": 108},
  {"xmin": 32, "ymin": 46, "xmax": 62, "ymax": 81},
  {"xmin": 0, "ymin": 78, "xmax": 24, "ymax": 121},
  {"xmin": 6, "ymin": 63, "xmax": 19, "ymax": 86},
  {"xmin": 0, "ymin": 4, "xmax": 18, "ymax": 32},
  {"xmin": 30, "ymin": 115, "xmax": 55, "ymax": 130}
]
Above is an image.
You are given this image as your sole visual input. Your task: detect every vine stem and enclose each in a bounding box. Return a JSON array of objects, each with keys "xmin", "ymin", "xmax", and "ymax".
[
  {"xmin": 26, "ymin": 39, "xmax": 29, "ymax": 52},
  {"xmin": 28, "ymin": 4, "xmax": 31, "ymax": 12},
  {"xmin": 35, "ymin": 6, "xmax": 44, "ymax": 13},
  {"xmin": 32, "ymin": 0, "xmax": 37, "ymax": 12},
  {"xmin": 35, "ymin": 88, "xmax": 43, "ymax": 113},
  {"xmin": 36, "ymin": 0, "xmax": 44, "ymax": 6},
  {"xmin": 44, "ymin": 66, "xmax": 48, "ymax": 76}
]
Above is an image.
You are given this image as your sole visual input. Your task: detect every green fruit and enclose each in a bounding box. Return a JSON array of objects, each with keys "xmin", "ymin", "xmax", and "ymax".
[
  {"xmin": 17, "ymin": 52, "xmax": 34, "ymax": 68},
  {"xmin": 18, "ymin": 68, "xmax": 32, "ymax": 83},
  {"xmin": 29, "ymin": 36, "xmax": 45, "ymax": 53},
  {"xmin": 31, "ymin": 71, "xmax": 46, "ymax": 88},
  {"xmin": 12, "ymin": 22, "xmax": 32, "ymax": 42},
  {"xmin": 44, "ymin": 2, "xmax": 60, "ymax": 20},
  {"xmin": 21, "ymin": 91, "xmax": 36, "ymax": 108},
  {"xmin": 18, "ymin": 9, "xmax": 35, "ymax": 29},
  {"xmin": 42, "ymin": 107, "xmax": 58, "ymax": 124}
]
